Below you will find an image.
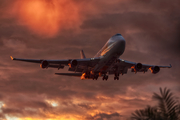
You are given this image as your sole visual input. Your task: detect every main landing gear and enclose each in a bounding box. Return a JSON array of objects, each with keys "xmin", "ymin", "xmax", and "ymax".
[
  {"xmin": 92, "ymin": 75, "xmax": 98, "ymax": 80},
  {"xmin": 114, "ymin": 73, "xmax": 119, "ymax": 80},
  {"xmin": 114, "ymin": 76, "xmax": 119, "ymax": 80},
  {"xmin": 102, "ymin": 75, "xmax": 108, "ymax": 81}
]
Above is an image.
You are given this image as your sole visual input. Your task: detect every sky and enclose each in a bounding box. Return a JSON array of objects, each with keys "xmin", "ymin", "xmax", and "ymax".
[{"xmin": 0, "ymin": 0, "xmax": 180, "ymax": 120}]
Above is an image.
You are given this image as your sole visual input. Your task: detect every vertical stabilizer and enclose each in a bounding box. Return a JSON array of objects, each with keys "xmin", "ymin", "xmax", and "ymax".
[{"xmin": 80, "ymin": 50, "xmax": 86, "ymax": 59}]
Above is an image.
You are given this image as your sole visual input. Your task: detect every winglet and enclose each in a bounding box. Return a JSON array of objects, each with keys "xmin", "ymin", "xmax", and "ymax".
[
  {"xmin": 169, "ymin": 64, "xmax": 172, "ymax": 68},
  {"xmin": 10, "ymin": 56, "xmax": 14, "ymax": 60}
]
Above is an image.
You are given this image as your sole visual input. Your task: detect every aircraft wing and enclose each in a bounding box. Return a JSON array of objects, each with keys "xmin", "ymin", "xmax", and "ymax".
[
  {"xmin": 109, "ymin": 59, "xmax": 172, "ymax": 75},
  {"xmin": 119, "ymin": 59, "xmax": 172, "ymax": 68},
  {"xmin": 10, "ymin": 56, "xmax": 100, "ymax": 70},
  {"xmin": 10, "ymin": 56, "xmax": 69, "ymax": 64}
]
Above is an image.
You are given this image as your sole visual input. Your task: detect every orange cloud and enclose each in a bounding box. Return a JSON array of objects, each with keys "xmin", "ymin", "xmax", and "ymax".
[
  {"xmin": 19, "ymin": 117, "xmax": 79, "ymax": 120},
  {"xmin": 13, "ymin": 0, "xmax": 80, "ymax": 37}
]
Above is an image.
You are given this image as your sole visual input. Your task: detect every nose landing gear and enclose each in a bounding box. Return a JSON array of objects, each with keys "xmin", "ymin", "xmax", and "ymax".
[
  {"xmin": 114, "ymin": 73, "xmax": 119, "ymax": 80},
  {"xmin": 92, "ymin": 75, "xmax": 98, "ymax": 80}
]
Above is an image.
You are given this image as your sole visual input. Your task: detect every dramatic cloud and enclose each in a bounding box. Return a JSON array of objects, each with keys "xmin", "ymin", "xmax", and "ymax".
[
  {"xmin": 85, "ymin": 112, "xmax": 121, "ymax": 120},
  {"xmin": 0, "ymin": 0, "xmax": 179, "ymax": 120},
  {"xmin": 2, "ymin": 0, "xmax": 82, "ymax": 37}
]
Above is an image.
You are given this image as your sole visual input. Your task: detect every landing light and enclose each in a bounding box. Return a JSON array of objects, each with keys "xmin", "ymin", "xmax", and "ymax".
[{"xmin": 91, "ymin": 58, "xmax": 95, "ymax": 60}]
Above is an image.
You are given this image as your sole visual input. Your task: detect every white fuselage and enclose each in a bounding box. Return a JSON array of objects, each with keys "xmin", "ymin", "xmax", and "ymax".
[{"xmin": 93, "ymin": 34, "xmax": 126, "ymax": 73}]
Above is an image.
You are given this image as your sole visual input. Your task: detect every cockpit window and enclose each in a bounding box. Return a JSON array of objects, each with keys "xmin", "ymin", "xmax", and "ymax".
[{"xmin": 115, "ymin": 33, "xmax": 121, "ymax": 36}]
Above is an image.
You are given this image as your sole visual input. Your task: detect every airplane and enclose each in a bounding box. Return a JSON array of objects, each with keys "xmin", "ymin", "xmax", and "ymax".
[{"xmin": 10, "ymin": 33, "xmax": 172, "ymax": 80}]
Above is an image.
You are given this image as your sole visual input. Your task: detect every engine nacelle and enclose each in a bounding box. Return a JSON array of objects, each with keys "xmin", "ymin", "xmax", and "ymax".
[
  {"xmin": 150, "ymin": 66, "xmax": 160, "ymax": 74},
  {"xmin": 40, "ymin": 60, "xmax": 49, "ymax": 69},
  {"xmin": 135, "ymin": 63, "xmax": 142, "ymax": 71},
  {"xmin": 69, "ymin": 59, "xmax": 78, "ymax": 68}
]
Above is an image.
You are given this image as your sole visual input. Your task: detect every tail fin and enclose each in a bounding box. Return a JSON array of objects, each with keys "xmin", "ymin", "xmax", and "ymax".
[{"xmin": 80, "ymin": 50, "xmax": 86, "ymax": 59}]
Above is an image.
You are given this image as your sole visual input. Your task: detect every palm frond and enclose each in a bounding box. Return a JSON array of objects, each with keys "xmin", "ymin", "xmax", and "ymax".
[
  {"xmin": 152, "ymin": 87, "xmax": 179, "ymax": 120},
  {"xmin": 131, "ymin": 106, "xmax": 158, "ymax": 120}
]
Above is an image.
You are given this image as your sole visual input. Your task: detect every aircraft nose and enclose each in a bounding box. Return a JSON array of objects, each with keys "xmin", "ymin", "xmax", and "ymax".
[
  {"xmin": 110, "ymin": 33, "xmax": 126, "ymax": 45},
  {"xmin": 117, "ymin": 35, "xmax": 125, "ymax": 44},
  {"xmin": 116, "ymin": 35, "xmax": 125, "ymax": 55},
  {"xmin": 120, "ymin": 38, "xmax": 125, "ymax": 44}
]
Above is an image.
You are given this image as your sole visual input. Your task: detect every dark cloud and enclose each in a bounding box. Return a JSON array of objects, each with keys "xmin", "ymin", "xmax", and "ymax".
[
  {"xmin": 0, "ymin": 94, "xmax": 3, "ymax": 100},
  {"xmin": 2, "ymin": 108, "xmax": 22, "ymax": 115},
  {"xmin": 0, "ymin": 0, "xmax": 179, "ymax": 119},
  {"xmin": 78, "ymin": 103, "xmax": 98, "ymax": 110},
  {"xmin": 85, "ymin": 112, "xmax": 121, "ymax": 120},
  {"xmin": 81, "ymin": 12, "xmax": 161, "ymax": 30},
  {"xmin": 81, "ymin": 11, "xmax": 180, "ymax": 55},
  {"xmin": 0, "ymin": 113, "xmax": 6, "ymax": 120}
]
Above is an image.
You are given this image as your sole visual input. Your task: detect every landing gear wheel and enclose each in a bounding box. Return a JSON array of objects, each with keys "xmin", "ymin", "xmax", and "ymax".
[
  {"xmin": 95, "ymin": 76, "xmax": 98, "ymax": 80},
  {"xmin": 93, "ymin": 75, "xmax": 98, "ymax": 80},
  {"xmin": 103, "ymin": 75, "xmax": 108, "ymax": 80},
  {"xmin": 102, "ymin": 76, "xmax": 105, "ymax": 80},
  {"xmin": 106, "ymin": 76, "xmax": 108, "ymax": 80},
  {"xmin": 114, "ymin": 76, "xmax": 119, "ymax": 80}
]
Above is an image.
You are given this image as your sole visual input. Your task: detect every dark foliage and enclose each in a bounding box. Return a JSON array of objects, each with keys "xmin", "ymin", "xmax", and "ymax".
[{"xmin": 131, "ymin": 88, "xmax": 180, "ymax": 120}]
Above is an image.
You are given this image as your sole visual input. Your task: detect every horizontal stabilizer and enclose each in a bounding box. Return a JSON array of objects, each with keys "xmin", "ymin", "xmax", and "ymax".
[{"xmin": 55, "ymin": 73, "xmax": 82, "ymax": 77}]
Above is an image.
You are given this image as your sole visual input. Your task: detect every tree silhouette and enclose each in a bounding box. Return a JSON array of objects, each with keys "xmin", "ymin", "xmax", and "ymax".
[
  {"xmin": 131, "ymin": 105, "xmax": 161, "ymax": 120},
  {"xmin": 131, "ymin": 88, "xmax": 180, "ymax": 120}
]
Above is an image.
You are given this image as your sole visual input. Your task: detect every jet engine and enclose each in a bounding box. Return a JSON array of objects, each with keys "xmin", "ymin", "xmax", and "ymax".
[
  {"xmin": 69, "ymin": 59, "xmax": 78, "ymax": 68},
  {"xmin": 150, "ymin": 66, "xmax": 160, "ymax": 74},
  {"xmin": 135, "ymin": 63, "xmax": 142, "ymax": 71},
  {"xmin": 40, "ymin": 60, "xmax": 49, "ymax": 69}
]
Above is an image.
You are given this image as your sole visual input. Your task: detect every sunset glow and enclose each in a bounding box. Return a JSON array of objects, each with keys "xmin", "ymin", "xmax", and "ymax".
[
  {"xmin": 13, "ymin": 0, "xmax": 79, "ymax": 37},
  {"xmin": 19, "ymin": 117, "xmax": 79, "ymax": 120},
  {"xmin": 45, "ymin": 100, "xmax": 58, "ymax": 107},
  {"xmin": 0, "ymin": 0, "xmax": 179, "ymax": 120}
]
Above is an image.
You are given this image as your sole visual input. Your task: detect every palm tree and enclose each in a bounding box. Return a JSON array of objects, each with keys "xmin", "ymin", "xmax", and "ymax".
[
  {"xmin": 131, "ymin": 87, "xmax": 180, "ymax": 120},
  {"xmin": 153, "ymin": 87, "xmax": 179, "ymax": 120},
  {"xmin": 177, "ymin": 104, "xmax": 180, "ymax": 119},
  {"xmin": 131, "ymin": 105, "xmax": 161, "ymax": 120}
]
